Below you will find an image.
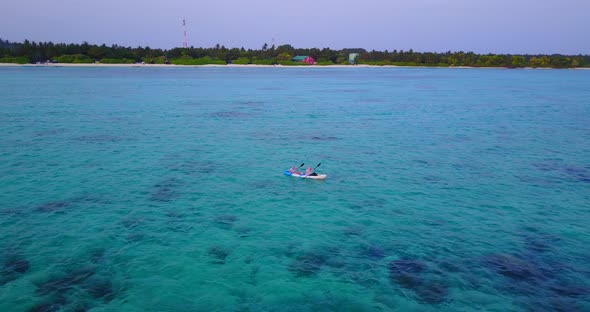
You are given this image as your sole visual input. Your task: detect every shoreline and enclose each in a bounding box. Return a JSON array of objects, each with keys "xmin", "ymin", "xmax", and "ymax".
[{"xmin": 0, "ymin": 62, "xmax": 588, "ymax": 70}]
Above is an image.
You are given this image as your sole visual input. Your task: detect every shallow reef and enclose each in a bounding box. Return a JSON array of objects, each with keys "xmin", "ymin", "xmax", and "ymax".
[
  {"xmin": 210, "ymin": 111, "xmax": 251, "ymax": 118},
  {"xmin": 150, "ymin": 178, "xmax": 182, "ymax": 202},
  {"xmin": 288, "ymin": 247, "xmax": 341, "ymax": 277},
  {"xmin": 75, "ymin": 134, "xmax": 122, "ymax": 143},
  {"xmin": 288, "ymin": 251, "xmax": 329, "ymax": 277},
  {"xmin": 208, "ymin": 246, "xmax": 230, "ymax": 264},
  {"xmin": 388, "ymin": 258, "xmax": 450, "ymax": 304},
  {"xmin": 532, "ymin": 161, "xmax": 590, "ymax": 183},
  {"xmin": 478, "ymin": 230, "xmax": 590, "ymax": 310},
  {"xmin": 361, "ymin": 245, "xmax": 386, "ymax": 260},
  {"xmin": 1, "ymin": 253, "xmax": 30, "ymax": 286},
  {"xmin": 35, "ymin": 201, "xmax": 71, "ymax": 213},
  {"xmin": 31, "ymin": 264, "xmax": 122, "ymax": 311},
  {"xmin": 213, "ymin": 214, "xmax": 238, "ymax": 228}
]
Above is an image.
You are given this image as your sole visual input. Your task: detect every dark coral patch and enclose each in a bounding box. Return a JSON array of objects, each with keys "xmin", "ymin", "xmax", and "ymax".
[
  {"xmin": 120, "ymin": 217, "xmax": 144, "ymax": 229},
  {"xmin": 562, "ymin": 165, "xmax": 590, "ymax": 183},
  {"xmin": 67, "ymin": 301, "xmax": 90, "ymax": 312},
  {"xmin": 323, "ymin": 256, "xmax": 347, "ymax": 269},
  {"xmin": 7, "ymin": 259, "xmax": 30, "ymax": 274},
  {"xmin": 388, "ymin": 259, "xmax": 426, "ymax": 292},
  {"xmin": 27, "ymin": 295, "xmax": 67, "ymax": 312},
  {"xmin": 166, "ymin": 211, "xmax": 185, "ymax": 218},
  {"xmin": 523, "ymin": 234, "xmax": 560, "ymax": 254},
  {"xmin": 343, "ymin": 226, "xmax": 363, "ymax": 236},
  {"xmin": 234, "ymin": 225, "xmax": 252, "ymax": 238},
  {"xmin": 389, "ymin": 259, "xmax": 427, "ymax": 275},
  {"xmin": 482, "ymin": 254, "xmax": 546, "ymax": 281},
  {"xmin": 423, "ymin": 175, "xmax": 443, "ymax": 183},
  {"xmin": 413, "ymin": 159, "xmax": 430, "ymax": 165},
  {"xmin": 1, "ymin": 207, "xmax": 26, "ymax": 216},
  {"xmin": 438, "ymin": 260, "xmax": 463, "ymax": 273},
  {"xmin": 391, "ymin": 270, "xmax": 422, "ymax": 290},
  {"xmin": 311, "ymin": 136, "xmax": 340, "ymax": 141},
  {"xmin": 30, "ymin": 266, "xmax": 122, "ymax": 311},
  {"xmin": 388, "ymin": 259, "xmax": 450, "ymax": 304},
  {"xmin": 210, "ymin": 111, "xmax": 251, "ymax": 118},
  {"xmin": 1, "ymin": 254, "xmax": 30, "ymax": 285},
  {"xmin": 236, "ymin": 100, "xmax": 266, "ymax": 106},
  {"xmin": 166, "ymin": 211, "xmax": 194, "ymax": 232},
  {"xmin": 414, "ymin": 280, "xmax": 449, "ymax": 304},
  {"xmin": 34, "ymin": 194, "xmax": 108, "ymax": 213},
  {"xmin": 76, "ymin": 134, "xmax": 121, "ymax": 143},
  {"xmin": 213, "ymin": 215, "xmax": 238, "ymax": 228},
  {"xmin": 288, "ymin": 251, "xmax": 330, "ymax": 277},
  {"xmin": 70, "ymin": 194, "xmax": 111, "ymax": 205},
  {"xmin": 126, "ymin": 233, "xmax": 146, "ymax": 242},
  {"xmin": 525, "ymin": 296, "xmax": 582, "ymax": 312},
  {"xmin": 34, "ymin": 128, "xmax": 65, "ymax": 137},
  {"xmin": 548, "ymin": 281, "xmax": 590, "ymax": 298},
  {"xmin": 35, "ymin": 266, "xmax": 97, "ymax": 296},
  {"xmin": 532, "ymin": 161, "xmax": 560, "ymax": 172},
  {"xmin": 82, "ymin": 276, "xmax": 116, "ymax": 302},
  {"xmin": 153, "ymin": 178, "xmax": 182, "ymax": 188},
  {"xmin": 28, "ymin": 302, "xmax": 59, "ymax": 312},
  {"xmin": 150, "ymin": 187, "xmax": 177, "ymax": 202},
  {"xmin": 363, "ymin": 245, "xmax": 386, "ymax": 260},
  {"xmin": 0, "ymin": 274, "xmax": 18, "ymax": 286},
  {"xmin": 363, "ymin": 197, "xmax": 387, "ymax": 209},
  {"xmin": 36, "ymin": 201, "xmax": 71, "ymax": 213},
  {"xmin": 150, "ymin": 178, "xmax": 182, "ymax": 202},
  {"xmin": 3, "ymin": 256, "xmax": 30, "ymax": 274},
  {"xmin": 88, "ymin": 248, "xmax": 106, "ymax": 264},
  {"xmin": 207, "ymin": 246, "xmax": 230, "ymax": 264},
  {"xmin": 532, "ymin": 161, "xmax": 590, "ymax": 183}
]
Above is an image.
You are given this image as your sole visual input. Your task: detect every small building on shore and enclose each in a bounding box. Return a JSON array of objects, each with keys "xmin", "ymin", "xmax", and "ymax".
[
  {"xmin": 292, "ymin": 55, "xmax": 315, "ymax": 65},
  {"xmin": 348, "ymin": 53, "xmax": 359, "ymax": 64}
]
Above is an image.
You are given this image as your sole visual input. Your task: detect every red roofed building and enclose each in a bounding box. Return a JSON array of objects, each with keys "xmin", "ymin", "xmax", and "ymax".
[{"xmin": 292, "ymin": 55, "xmax": 315, "ymax": 65}]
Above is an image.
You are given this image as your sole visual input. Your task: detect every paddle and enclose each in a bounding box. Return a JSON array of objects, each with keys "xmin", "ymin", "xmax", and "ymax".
[
  {"xmin": 303, "ymin": 163, "xmax": 321, "ymax": 178},
  {"xmin": 289, "ymin": 163, "xmax": 304, "ymax": 173}
]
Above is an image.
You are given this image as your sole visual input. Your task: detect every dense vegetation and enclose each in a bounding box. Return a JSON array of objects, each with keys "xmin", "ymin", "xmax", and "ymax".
[{"xmin": 1, "ymin": 38, "xmax": 588, "ymax": 68}]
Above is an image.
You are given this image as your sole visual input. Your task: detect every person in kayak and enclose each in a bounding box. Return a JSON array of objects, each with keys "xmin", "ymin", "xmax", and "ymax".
[
  {"xmin": 288, "ymin": 166, "xmax": 302, "ymax": 174},
  {"xmin": 304, "ymin": 167, "xmax": 318, "ymax": 176}
]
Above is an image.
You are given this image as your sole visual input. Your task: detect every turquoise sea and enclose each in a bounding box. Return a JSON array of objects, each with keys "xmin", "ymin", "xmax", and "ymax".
[{"xmin": 0, "ymin": 66, "xmax": 589, "ymax": 311}]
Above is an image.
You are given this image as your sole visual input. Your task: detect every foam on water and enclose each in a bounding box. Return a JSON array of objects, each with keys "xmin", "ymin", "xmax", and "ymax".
[{"xmin": 1, "ymin": 67, "xmax": 589, "ymax": 311}]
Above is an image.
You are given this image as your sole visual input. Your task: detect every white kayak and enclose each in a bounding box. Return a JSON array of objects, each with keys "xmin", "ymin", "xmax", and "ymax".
[{"xmin": 284, "ymin": 171, "xmax": 327, "ymax": 180}]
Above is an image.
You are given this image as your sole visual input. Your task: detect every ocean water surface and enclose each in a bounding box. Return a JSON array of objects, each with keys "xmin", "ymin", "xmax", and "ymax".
[{"xmin": 0, "ymin": 66, "xmax": 589, "ymax": 311}]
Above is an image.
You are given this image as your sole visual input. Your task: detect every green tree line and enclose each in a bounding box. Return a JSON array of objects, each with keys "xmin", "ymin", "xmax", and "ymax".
[{"xmin": 1, "ymin": 38, "xmax": 588, "ymax": 68}]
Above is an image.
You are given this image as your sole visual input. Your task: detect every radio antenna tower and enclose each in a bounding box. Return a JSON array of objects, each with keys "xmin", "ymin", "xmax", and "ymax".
[{"xmin": 182, "ymin": 19, "xmax": 188, "ymax": 48}]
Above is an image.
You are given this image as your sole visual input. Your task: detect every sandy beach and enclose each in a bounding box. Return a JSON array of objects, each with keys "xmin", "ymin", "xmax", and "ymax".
[
  {"xmin": 0, "ymin": 62, "xmax": 588, "ymax": 69},
  {"xmin": 0, "ymin": 63, "xmax": 375, "ymax": 68}
]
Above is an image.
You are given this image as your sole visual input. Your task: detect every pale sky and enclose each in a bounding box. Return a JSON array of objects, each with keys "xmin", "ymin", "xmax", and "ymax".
[{"xmin": 1, "ymin": 0, "xmax": 588, "ymax": 54}]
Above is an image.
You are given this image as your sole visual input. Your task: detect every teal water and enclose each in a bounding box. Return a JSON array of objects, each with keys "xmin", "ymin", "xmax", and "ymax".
[{"xmin": 1, "ymin": 66, "xmax": 589, "ymax": 311}]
